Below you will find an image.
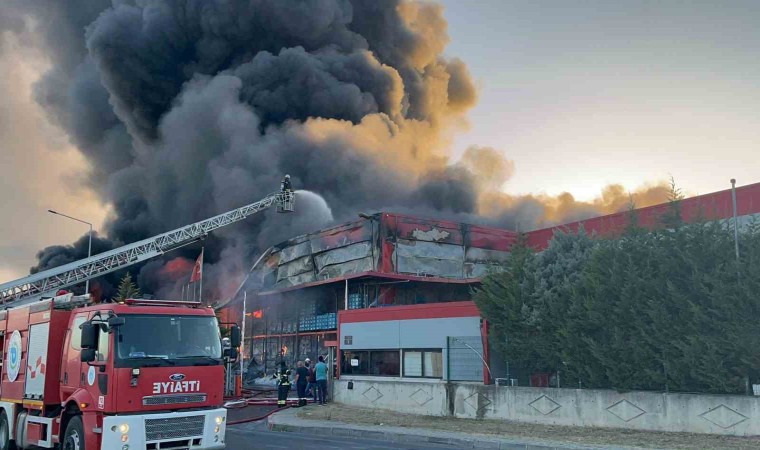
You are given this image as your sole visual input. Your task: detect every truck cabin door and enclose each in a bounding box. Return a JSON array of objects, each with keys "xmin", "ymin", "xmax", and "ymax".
[
  {"xmin": 61, "ymin": 314, "xmax": 88, "ymax": 397},
  {"xmin": 85, "ymin": 318, "xmax": 111, "ymax": 410}
]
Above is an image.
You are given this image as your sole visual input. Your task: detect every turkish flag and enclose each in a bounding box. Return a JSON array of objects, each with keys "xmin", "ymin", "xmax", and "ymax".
[{"xmin": 189, "ymin": 249, "xmax": 203, "ymax": 283}]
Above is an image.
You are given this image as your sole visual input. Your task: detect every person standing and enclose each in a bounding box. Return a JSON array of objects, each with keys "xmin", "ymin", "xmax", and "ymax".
[
  {"xmin": 305, "ymin": 358, "xmax": 316, "ymax": 401},
  {"xmin": 315, "ymin": 355, "xmax": 328, "ymax": 405},
  {"xmin": 295, "ymin": 361, "xmax": 309, "ymax": 407},
  {"xmin": 274, "ymin": 361, "xmax": 291, "ymax": 407}
]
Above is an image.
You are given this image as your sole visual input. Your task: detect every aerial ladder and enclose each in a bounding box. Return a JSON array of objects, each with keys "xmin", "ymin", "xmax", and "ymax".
[{"xmin": 0, "ymin": 183, "xmax": 295, "ymax": 307}]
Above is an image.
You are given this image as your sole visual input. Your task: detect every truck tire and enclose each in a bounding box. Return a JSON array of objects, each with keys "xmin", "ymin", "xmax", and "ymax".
[
  {"xmin": 62, "ymin": 416, "xmax": 84, "ymax": 450},
  {"xmin": 0, "ymin": 412, "xmax": 16, "ymax": 450}
]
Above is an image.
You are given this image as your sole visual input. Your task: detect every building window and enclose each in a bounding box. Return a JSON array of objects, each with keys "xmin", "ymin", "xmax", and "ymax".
[
  {"xmin": 369, "ymin": 350, "xmax": 400, "ymax": 376},
  {"xmin": 341, "ymin": 350, "xmax": 400, "ymax": 376},
  {"xmin": 341, "ymin": 350, "xmax": 369, "ymax": 375},
  {"xmin": 403, "ymin": 350, "xmax": 443, "ymax": 378}
]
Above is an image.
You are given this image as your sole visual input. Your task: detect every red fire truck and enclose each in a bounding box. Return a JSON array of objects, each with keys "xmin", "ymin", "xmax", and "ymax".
[{"xmin": 0, "ymin": 293, "xmax": 239, "ymax": 450}]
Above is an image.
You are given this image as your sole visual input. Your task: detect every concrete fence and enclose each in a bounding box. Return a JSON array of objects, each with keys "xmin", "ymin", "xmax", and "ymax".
[{"xmin": 333, "ymin": 377, "xmax": 760, "ymax": 436}]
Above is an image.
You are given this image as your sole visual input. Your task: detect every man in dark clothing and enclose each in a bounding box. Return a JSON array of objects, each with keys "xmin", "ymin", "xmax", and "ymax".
[
  {"xmin": 305, "ymin": 358, "xmax": 316, "ymax": 400},
  {"xmin": 281, "ymin": 174, "xmax": 292, "ymax": 192},
  {"xmin": 295, "ymin": 360, "xmax": 309, "ymax": 407},
  {"xmin": 274, "ymin": 361, "xmax": 291, "ymax": 407}
]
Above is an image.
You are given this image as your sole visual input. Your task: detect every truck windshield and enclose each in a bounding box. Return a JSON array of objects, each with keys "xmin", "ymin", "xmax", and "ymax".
[{"xmin": 115, "ymin": 315, "xmax": 222, "ymax": 366}]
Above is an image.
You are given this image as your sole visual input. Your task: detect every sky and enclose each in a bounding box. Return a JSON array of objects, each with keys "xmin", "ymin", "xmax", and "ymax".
[
  {"xmin": 0, "ymin": 33, "xmax": 109, "ymax": 283},
  {"xmin": 439, "ymin": 0, "xmax": 760, "ymax": 200},
  {"xmin": 1, "ymin": 0, "xmax": 760, "ymax": 283}
]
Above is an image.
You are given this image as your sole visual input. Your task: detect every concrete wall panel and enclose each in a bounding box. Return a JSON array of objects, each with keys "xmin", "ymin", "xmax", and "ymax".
[
  {"xmin": 333, "ymin": 378, "xmax": 448, "ymax": 417},
  {"xmin": 333, "ymin": 379, "xmax": 760, "ymax": 436}
]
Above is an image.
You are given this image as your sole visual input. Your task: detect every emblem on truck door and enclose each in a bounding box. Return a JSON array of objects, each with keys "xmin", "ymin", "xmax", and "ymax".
[
  {"xmin": 170, "ymin": 373, "xmax": 186, "ymax": 381},
  {"xmin": 87, "ymin": 366, "xmax": 96, "ymax": 386},
  {"xmin": 7, "ymin": 330, "xmax": 21, "ymax": 382}
]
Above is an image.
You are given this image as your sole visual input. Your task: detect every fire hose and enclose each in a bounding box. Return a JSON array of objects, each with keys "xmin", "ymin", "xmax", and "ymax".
[
  {"xmin": 226, "ymin": 404, "xmax": 289, "ymax": 426},
  {"xmin": 223, "ymin": 395, "xmax": 312, "ymax": 425}
]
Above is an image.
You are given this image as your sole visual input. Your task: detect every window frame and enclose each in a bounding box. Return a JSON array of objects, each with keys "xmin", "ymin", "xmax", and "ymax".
[
  {"xmin": 113, "ymin": 314, "xmax": 223, "ymax": 368},
  {"xmin": 96, "ymin": 325, "xmax": 110, "ymax": 362},
  {"xmin": 70, "ymin": 314, "xmax": 88, "ymax": 351},
  {"xmin": 341, "ymin": 349, "xmax": 401, "ymax": 377},
  {"xmin": 402, "ymin": 349, "xmax": 443, "ymax": 379}
]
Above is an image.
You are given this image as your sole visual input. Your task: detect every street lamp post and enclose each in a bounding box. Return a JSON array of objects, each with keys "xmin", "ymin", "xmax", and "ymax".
[
  {"xmin": 48, "ymin": 210, "xmax": 93, "ymax": 295},
  {"xmin": 730, "ymin": 179, "xmax": 740, "ymax": 262}
]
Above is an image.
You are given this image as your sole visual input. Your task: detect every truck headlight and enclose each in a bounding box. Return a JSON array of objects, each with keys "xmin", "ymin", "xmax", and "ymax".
[{"xmin": 215, "ymin": 416, "xmax": 224, "ymax": 425}]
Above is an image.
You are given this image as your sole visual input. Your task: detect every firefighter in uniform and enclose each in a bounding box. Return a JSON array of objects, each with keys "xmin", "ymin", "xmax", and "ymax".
[
  {"xmin": 281, "ymin": 174, "xmax": 292, "ymax": 193},
  {"xmin": 274, "ymin": 361, "xmax": 291, "ymax": 407}
]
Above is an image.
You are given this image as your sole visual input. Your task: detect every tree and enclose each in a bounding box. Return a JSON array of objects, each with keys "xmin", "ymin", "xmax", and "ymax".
[
  {"xmin": 660, "ymin": 176, "xmax": 685, "ymax": 229},
  {"xmin": 115, "ymin": 272, "xmax": 140, "ymax": 302},
  {"xmin": 473, "ymin": 233, "xmax": 539, "ymax": 374},
  {"xmin": 474, "ymin": 228, "xmax": 597, "ymax": 382},
  {"xmin": 476, "ymin": 211, "xmax": 760, "ymax": 393}
]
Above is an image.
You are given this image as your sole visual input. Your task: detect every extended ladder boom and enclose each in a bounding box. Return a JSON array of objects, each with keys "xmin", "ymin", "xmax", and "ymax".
[{"xmin": 0, "ymin": 190, "xmax": 294, "ymax": 306}]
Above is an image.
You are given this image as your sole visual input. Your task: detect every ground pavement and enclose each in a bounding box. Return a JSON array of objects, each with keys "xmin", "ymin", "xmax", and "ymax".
[
  {"xmin": 264, "ymin": 403, "xmax": 760, "ymax": 450},
  {"xmin": 262, "ymin": 406, "xmax": 633, "ymax": 450},
  {"xmin": 227, "ymin": 418, "xmax": 455, "ymax": 450}
]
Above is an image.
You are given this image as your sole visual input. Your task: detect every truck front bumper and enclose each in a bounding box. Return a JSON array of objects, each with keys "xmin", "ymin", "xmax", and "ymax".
[{"xmin": 101, "ymin": 407, "xmax": 227, "ymax": 449}]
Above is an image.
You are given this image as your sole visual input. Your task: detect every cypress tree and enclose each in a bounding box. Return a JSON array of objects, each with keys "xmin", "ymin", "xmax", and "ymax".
[
  {"xmin": 477, "ymin": 206, "xmax": 760, "ymax": 393},
  {"xmin": 115, "ymin": 272, "xmax": 140, "ymax": 302}
]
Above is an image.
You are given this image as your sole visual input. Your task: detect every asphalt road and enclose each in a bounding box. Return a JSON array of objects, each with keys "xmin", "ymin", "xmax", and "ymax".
[{"xmin": 227, "ymin": 421, "xmax": 455, "ymax": 450}]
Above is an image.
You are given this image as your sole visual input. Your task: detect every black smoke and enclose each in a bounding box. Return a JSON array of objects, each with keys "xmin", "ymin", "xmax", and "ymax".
[
  {"xmin": 2, "ymin": 0, "xmax": 494, "ymax": 300},
  {"xmin": 5, "ymin": 0, "xmax": 661, "ymax": 300}
]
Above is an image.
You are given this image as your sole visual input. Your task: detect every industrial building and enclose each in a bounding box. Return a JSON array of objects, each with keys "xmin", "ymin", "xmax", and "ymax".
[{"xmin": 223, "ymin": 181, "xmax": 760, "ymax": 385}]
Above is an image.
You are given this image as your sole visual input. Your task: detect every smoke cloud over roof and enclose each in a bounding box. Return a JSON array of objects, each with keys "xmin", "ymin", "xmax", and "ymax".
[{"xmin": 2, "ymin": 0, "xmax": 667, "ymax": 299}]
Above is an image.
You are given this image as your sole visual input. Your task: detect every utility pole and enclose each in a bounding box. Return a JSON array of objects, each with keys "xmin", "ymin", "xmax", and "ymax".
[
  {"xmin": 241, "ymin": 291, "xmax": 247, "ymax": 384},
  {"xmin": 731, "ymin": 179, "xmax": 740, "ymax": 262}
]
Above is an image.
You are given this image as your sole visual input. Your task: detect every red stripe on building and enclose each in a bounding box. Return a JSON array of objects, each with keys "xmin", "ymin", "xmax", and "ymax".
[
  {"xmin": 338, "ymin": 301, "xmax": 481, "ymax": 324},
  {"xmin": 526, "ymin": 181, "xmax": 760, "ymax": 250}
]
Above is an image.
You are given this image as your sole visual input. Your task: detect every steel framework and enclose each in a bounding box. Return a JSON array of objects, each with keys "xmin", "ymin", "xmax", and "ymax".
[{"xmin": 0, "ymin": 190, "xmax": 294, "ymax": 306}]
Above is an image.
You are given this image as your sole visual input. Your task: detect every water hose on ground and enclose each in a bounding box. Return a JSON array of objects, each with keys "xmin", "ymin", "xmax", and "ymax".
[{"xmin": 226, "ymin": 405, "xmax": 289, "ymax": 426}]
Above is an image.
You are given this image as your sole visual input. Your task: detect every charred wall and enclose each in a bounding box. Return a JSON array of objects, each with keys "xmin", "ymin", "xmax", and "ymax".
[{"xmin": 240, "ymin": 212, "xmax": 518, "ymax": 295}]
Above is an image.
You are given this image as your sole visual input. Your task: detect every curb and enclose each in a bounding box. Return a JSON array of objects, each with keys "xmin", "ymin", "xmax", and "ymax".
[{"xmin": 265, "ymin": 408, "xmax": 647, "ymax": 450}]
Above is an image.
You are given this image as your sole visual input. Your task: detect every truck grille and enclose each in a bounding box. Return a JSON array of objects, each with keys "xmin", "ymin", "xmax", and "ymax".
[
  {"xmin": 142, "ymin": 394, "xmax": 207, "ymax": 406},
  {"xmin": 145, "ymin": 415, "xmax": 205, "ymax": 441}
]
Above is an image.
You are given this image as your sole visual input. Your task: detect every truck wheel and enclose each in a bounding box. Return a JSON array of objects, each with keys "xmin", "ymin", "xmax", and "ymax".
[
  {"xmin": 0, "ymin": 412, "xmax": 16, "ymax": 450},
  {"xmin": 62, "ymin": 416, "xmax": 84, "ymax": 450}
]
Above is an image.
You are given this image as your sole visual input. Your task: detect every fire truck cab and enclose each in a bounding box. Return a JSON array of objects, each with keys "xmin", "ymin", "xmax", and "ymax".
[{"xmin": 0, "ymin": 293, "xmax": 236, "ymax": 450}]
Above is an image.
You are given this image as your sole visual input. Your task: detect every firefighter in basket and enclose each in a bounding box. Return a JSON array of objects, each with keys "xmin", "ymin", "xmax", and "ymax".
[{"xmin": 281, "ymin": 174, "xmax": 292, "ymax": 193}]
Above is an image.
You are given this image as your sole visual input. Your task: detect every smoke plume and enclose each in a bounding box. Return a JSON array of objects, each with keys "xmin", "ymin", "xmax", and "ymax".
[{"xmin": 2, "ymin": 0, "xmax": 668, "ymax": 299}]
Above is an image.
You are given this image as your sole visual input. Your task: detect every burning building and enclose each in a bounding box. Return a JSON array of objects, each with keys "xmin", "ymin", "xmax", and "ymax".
[
  {"xmin": 224, "ymin": 212, "xmax": 517, "ymax": 382},
  {"xmin": 224, "ymin": 181, "xmax": 760, "ymax": 385}
]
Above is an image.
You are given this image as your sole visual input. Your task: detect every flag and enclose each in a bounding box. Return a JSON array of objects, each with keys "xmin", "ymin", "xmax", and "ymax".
[{"xmin": 190, "ymin": 249, "xmax": 203, "ymax": 283}]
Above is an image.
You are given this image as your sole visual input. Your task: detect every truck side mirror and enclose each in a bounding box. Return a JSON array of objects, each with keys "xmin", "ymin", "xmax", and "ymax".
[
  {"xmin": 224, "ymin": 347, "xmax": 239, "ymax": 361},
  {"xmin": 108, "ymin": 316, "xmax": 125, "ymax": 328},
  {"xmin": 80, "ymin": 322, "xmax": 98, "ymax": 349},
  {"xmin": 81, "ymin": 348, "xmax": 96, "ymax": 363},
  {"xmin": 230, "ymin": 325, "xmax": 241, "ymax": 348}
]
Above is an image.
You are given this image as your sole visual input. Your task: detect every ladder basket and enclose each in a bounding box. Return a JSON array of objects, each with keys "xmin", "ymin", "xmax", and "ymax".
[{"xmin": 277, "ymin": 191, "xmax": 295, "ymax": 213}]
